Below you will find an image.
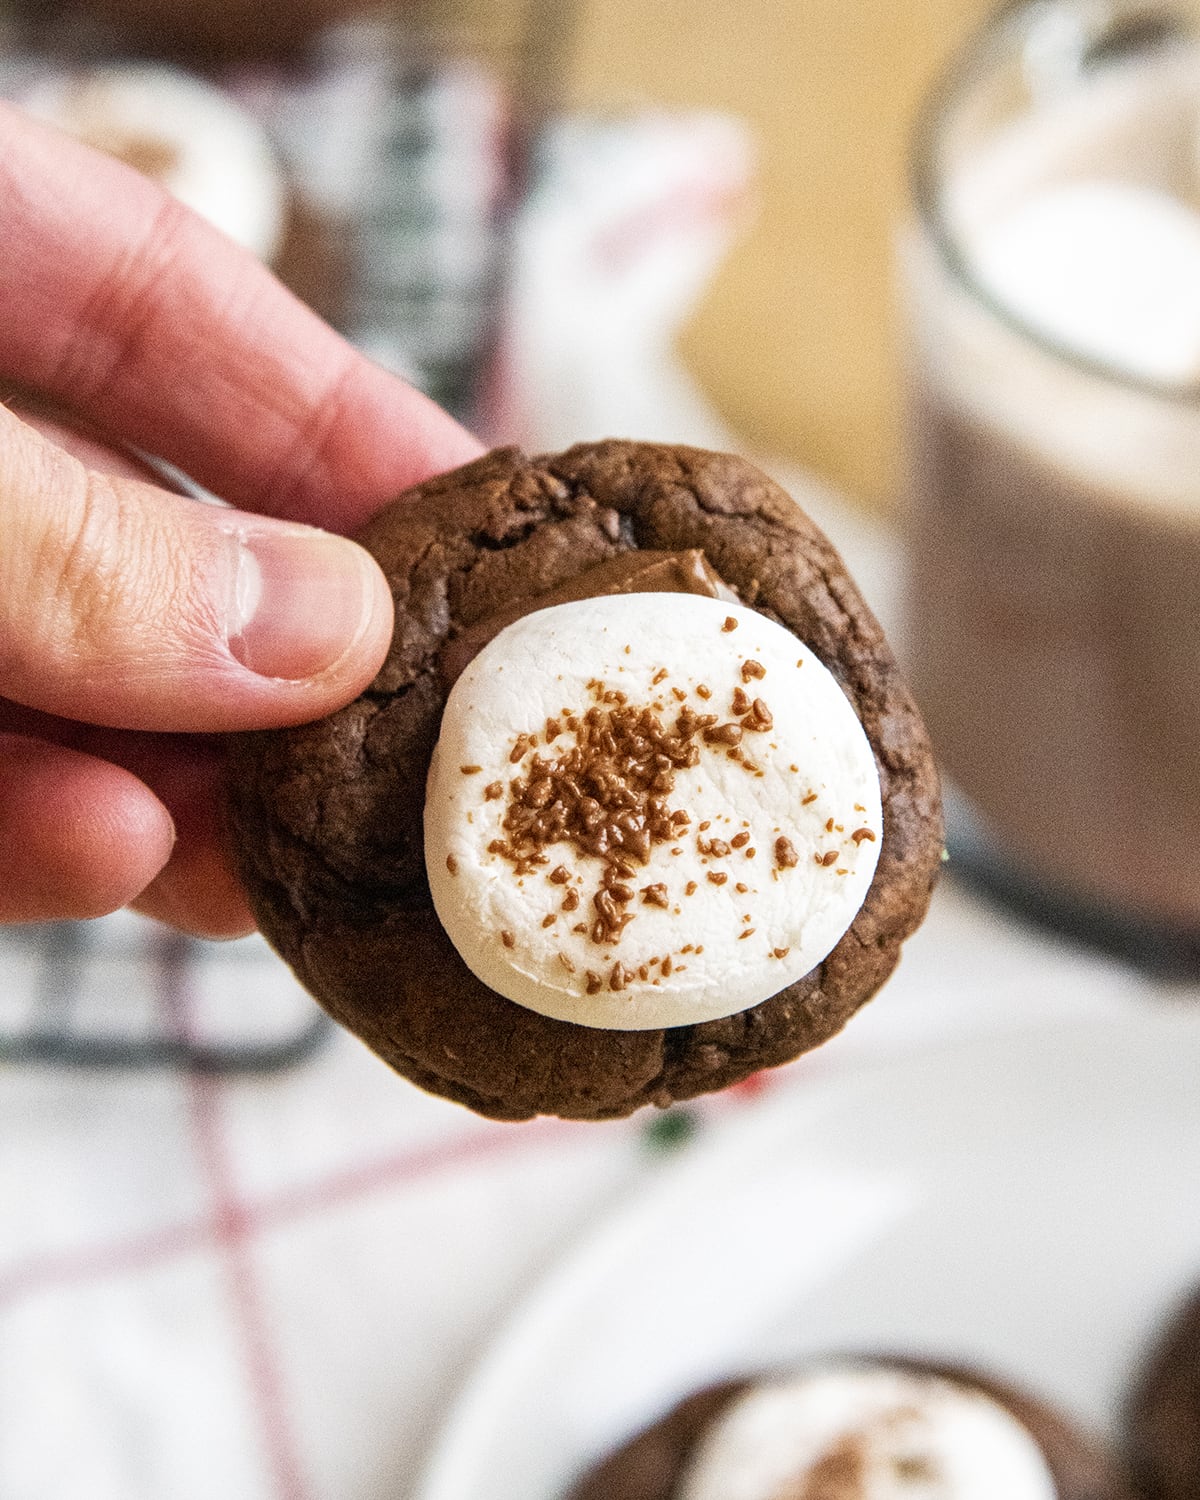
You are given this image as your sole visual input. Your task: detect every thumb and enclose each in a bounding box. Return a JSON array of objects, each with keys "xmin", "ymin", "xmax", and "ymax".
[{"xmin": 0, "ymin": 405, "xmax": 394, "ymax": 732}]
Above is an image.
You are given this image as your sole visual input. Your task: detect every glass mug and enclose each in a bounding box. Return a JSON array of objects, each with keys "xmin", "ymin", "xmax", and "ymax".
[{"xmin": 903, "ymin": 0, "xmax": 1200, "ymax": 960}]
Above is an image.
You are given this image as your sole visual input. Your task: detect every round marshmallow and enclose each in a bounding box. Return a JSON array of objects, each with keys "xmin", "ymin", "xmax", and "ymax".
[
  {"xmin": 424, "ymin": 594, "xmax": 882, "ymax": 1030},
  {"xmin": 19, "ymin": 63, "xmax": 287, "ymax": 264},
  {"xmin": 677, "ymin": 1367, "xmax": 1057, "ymax": 1500}
]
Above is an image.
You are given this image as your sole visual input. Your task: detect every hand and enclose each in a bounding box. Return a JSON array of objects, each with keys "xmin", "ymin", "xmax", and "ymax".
[{"xmin": 0, "ymin": 103, "xmax": 483, "ymax": 936}]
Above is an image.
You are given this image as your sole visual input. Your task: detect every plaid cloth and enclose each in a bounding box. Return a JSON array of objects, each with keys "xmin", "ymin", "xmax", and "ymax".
[{"xmin": 0, "ymin": 876, "xmax": 1158, "ymax": 1499}]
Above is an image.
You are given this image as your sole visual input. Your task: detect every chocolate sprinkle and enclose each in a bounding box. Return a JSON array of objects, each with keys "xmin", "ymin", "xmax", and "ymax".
[
  {"xmin": 491, "ymin": 693, "xmax": 722, "ymax": 946},
  {"xmin": 742, "ymin": 697, "xmax": 773, "ymax": 732},
  {"xmin": 775, "ymin": 836, "xmax": 799, "ymax": 869}
]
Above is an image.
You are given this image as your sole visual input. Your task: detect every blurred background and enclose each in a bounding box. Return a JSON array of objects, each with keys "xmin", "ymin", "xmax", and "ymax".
[
  {"xmin": 0, "ymin": 0, "xmax": 996, "ymax": 507},
  {"xmin": 563, "ymin": 0, "xmax": 993, "ymax": 504},
  {"xmin": 3, "ymin": 3, "xmax": 1200, "ymax": 1497}
]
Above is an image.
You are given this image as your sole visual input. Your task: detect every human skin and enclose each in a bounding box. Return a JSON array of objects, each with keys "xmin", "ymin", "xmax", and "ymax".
[{"xmin": 0, "ymin": 102, "xmax": 482, "ymax": 935}]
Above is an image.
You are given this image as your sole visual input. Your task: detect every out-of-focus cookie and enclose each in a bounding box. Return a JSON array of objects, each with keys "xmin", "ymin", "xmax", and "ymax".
[
  {"xmin": 1126, "ymin": 1282, "xmax": 1200, "ymax": 1500},
  {"xmin": 566, "ymin": 1359, "xmax": 1134, "ymax": 1500},
  {"xmin": 16, "ymin": 61, "xmax": 287, "ymax": 262}
]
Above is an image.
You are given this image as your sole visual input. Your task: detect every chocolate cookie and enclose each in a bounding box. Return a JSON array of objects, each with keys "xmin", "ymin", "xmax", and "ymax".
[
  {"xmin": 226, "ymin": 442, "xmax": 942, "ymax": 1120},
  {"xmin": 1126, "ymin": 1282, "xmax": 1200, "ymax": 1500},
  {"xmin": 565, "ymin": 1360, "xmax": 1133, "ymax": 1500}
]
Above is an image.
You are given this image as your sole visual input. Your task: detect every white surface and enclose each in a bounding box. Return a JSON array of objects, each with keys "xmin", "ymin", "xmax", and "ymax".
[
  {"xmin": 0, "ymin": 865, "xmax": 1191, "ymax": 1500},
  {"xmin": 418, "ymin": 1010, "xmax": 1200, "ymax": 1500},
  {"xmin": 426, "ymin": 596, "xmax": 881, "ymax": 1029}
]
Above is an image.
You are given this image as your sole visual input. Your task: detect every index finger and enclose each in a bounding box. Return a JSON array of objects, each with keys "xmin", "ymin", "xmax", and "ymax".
[{"xmin": 0, "ymin": 102, "xmax": 484, "ymax": 532}]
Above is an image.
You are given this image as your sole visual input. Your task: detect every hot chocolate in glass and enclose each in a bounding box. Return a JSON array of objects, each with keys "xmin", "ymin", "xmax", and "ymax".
[{"xmin": 904, "ymin": 0, "xmax": 1200, "ymax": 948}]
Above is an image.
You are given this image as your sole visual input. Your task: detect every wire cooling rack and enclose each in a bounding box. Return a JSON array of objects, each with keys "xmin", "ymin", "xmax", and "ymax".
[{"xmin": 0, "ymin": 914, "xmax": 332, "ymax": 1071}]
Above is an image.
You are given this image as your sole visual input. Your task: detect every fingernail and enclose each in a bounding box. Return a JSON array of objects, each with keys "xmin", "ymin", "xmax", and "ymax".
[{"xmin": 228, "ymin": 526, "xmax": 379, "ymax": 680}]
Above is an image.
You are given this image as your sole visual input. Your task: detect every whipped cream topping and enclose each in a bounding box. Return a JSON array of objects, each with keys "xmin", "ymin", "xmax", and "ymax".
[
  {"xmin": 676, "ymin": 1367, "xmax": 1058, "ymax": 1500},
  {"xmin": 20, "ymin": 64, "xmax": 286, "ymax": 264},
  {"xmin": 909, "ymin": 50, "xmax": 1200, "ymax": 516},
  {"xmin": 969, "ymin": 179, "xmax": 1200, "ymax": 388},
  {"xmin": 424, "ymin": 594, "xmax": 882, "ymax": 1029}
]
